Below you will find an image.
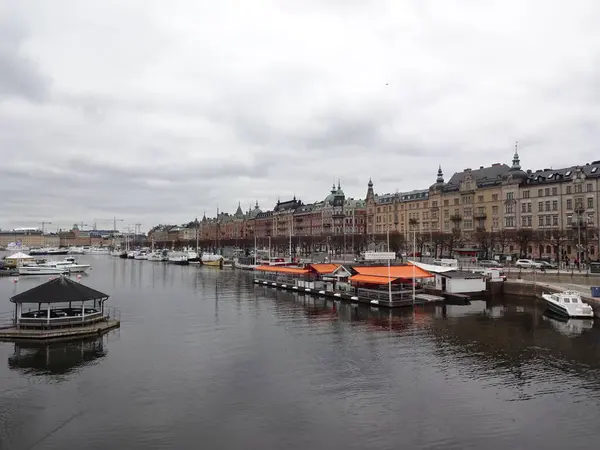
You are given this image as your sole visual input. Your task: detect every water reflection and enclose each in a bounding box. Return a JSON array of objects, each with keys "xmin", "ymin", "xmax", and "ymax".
[{"xmin": 8, "ymin": 336, "xmax": 108, "ymax": 377}]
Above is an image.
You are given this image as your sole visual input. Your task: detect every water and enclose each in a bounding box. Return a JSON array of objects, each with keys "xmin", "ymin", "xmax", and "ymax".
[{"xmin": 1, "ymin": 256, "xmax": 600, "ymax": 450}]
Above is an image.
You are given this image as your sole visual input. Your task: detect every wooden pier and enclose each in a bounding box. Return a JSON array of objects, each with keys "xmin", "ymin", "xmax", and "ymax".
[{"xmin": 253, "ymin": 278, "xmax": 445, "ymax": 308}]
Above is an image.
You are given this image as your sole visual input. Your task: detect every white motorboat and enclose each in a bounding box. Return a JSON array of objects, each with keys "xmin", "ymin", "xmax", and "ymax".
[
  {"xmin": 7, "ymin": 243, "xmax": 30, "ymax": 252},
  {"xmin": 233, "ymin": 256, "xmax": 258, "ymax": 270},
  {"xmin": 148, "ymin": 250, "xmax": 169, "ymax": 261},
  {"xmin": 169, "ymin": 251, "xmax": 189, "ymax": 265},
  {"xmin": 133, "ymin": 250, "xmax": 148, "ymax": 260},
  {"xmin": 29, "ymin": 247, "xmax": 69, "ymax": 256},
  {"xmin": 541, "ymin": 291, "xmax": 594, "ymax": 318},
  {"xmin": 110, "ymin": 249, "xmax": 124, "ymax": 257},
  {"xmin": 185, "ymin": 250, "xmax": 200, "ymax": 263},
  {"xmin": 68, "ymin": 246, "xmax": 86, "ymax": 255},
  {"xmin": 127, "ymin": 251, "xmax": 136, "ymax": 259},
  {"xmin": 40, "ymin": 257, "xmax": 91, "ymax": 274},
  {"xmin": 18, "ymin": 265, "xmax": 68, "ymax": 276}
]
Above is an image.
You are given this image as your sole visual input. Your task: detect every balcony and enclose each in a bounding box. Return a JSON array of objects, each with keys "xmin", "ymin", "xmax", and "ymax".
[
  {"xmin": 474, "ymin": 212, "xmax": 487, "ymax": 220},
  {"xmin": 430, "ymin": 205, "xmax": 439, "ymax": 211},
  {"xmin": 450, "ymin": 214, "xmax": 462, "ymax": 222}
]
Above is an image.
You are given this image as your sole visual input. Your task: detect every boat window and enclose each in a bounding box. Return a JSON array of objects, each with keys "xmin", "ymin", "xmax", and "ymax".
[
  {"xmin": 570, "ymin": 298, "xmax": 578, "ymax": 303},
  {"xmin": 563, "ymin": 298, "xmax": 570, "ymax": 303}
]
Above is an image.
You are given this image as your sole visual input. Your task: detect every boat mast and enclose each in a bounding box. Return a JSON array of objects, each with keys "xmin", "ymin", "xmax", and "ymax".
[
  {"xmin": 254, "ymin": 228, "xmax": 257, "ymax": 265},
  {"xmin": 195, "ymin": 219, "xmax": 199, "ymax": 255}
]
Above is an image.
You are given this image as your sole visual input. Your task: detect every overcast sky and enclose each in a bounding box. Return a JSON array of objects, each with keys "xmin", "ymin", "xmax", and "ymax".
[{"xmin": 1, "ymin": 0, "xmax": 599, "ymax": 232}]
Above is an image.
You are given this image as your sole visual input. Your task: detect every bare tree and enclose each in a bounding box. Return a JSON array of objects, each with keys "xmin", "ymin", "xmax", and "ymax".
[
  {"xmin": 474, "ymin": 230, "xmax": 495, "ymax": 260},
  {"xmin": 430, "ymin": 231, "xmax": 446, "ymax": 258},
  {"xmin": 496, "ymin": 229, "xmax": 514, "ymax": 256}
]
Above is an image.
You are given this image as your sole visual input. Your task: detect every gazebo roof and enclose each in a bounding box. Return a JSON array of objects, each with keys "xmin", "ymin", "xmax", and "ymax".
[{"xmin": 10, "ymin": 276, "xmax": 109, "ymax": 304}]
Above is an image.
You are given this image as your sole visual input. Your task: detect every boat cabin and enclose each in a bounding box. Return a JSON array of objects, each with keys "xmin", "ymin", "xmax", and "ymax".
[{"xmin": 435, "ymin": 271, "xmax": 486, "ymax": 294}]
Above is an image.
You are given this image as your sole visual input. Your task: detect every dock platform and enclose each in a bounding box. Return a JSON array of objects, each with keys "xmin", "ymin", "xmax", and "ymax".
[
  {"xmin": 253, "ymin": 279, "xmax": 445, "ymax": 308},
  {"xmin": 0, "ymin": 319, "xmax": 120, "ymax": 343}
]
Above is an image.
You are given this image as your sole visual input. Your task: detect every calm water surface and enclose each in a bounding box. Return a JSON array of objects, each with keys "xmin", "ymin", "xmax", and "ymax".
[{"xmin": 1, "ymin": 255, "xmax": 600, "ymax": 450}]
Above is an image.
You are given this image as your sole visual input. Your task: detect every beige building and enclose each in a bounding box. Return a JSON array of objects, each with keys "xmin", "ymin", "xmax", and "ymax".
[{"xmin": 0, "ymin": 230, "xmax": 60, "ymax": 248}]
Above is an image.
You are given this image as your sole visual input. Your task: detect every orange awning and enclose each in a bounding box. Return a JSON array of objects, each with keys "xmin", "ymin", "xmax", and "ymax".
[
  {"xmin": 349, "ymin": 274, "xmax": 400, "ymax": 285},
  {"xmin": 352, "ymin": 265, "xmax": 433, "ymax": 279},
  {"xmin": 308, "ymin": 263, "xmax": 340, "ymax": 274},
  {"xmin": 255, "ymin": 265, "xmax": 309, "ymax": 275}
]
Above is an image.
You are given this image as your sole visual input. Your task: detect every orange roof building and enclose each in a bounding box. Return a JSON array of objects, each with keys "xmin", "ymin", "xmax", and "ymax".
[{"xmin": 349, "ymin": 265, "xmax": 433, "ymax": 285}]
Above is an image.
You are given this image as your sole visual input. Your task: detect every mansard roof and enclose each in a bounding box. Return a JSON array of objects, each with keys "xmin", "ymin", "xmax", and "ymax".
[
  {"xmin": 524, "ymin": 161, "xmax": 600, "ymax": 185},
  {"xmin": 445, "ymin": 163, "xmax": 510, "ymax": 191}
]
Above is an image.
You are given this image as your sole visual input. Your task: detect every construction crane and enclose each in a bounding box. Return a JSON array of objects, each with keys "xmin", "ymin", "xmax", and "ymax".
[
  {"xmin": 93, "ymin": 217, "xmax": 124, "ymax": 232},
  {"xmin": 16, "ymin": 221, "xmax": 53, "ymax": 233}
]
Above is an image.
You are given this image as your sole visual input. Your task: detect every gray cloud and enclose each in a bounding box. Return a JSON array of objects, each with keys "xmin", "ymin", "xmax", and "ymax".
[
  {"xmin": 0, "ymin": 14, "xmax": 50, "ymax": 102},
  {"xmin": 1, "ymin": 0, "xmax": 600, "ymax": 231}
]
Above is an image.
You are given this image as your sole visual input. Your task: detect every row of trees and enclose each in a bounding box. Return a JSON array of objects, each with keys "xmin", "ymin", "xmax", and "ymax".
[{"xmin": 143, "ymin": 226, "xmax": 598, "ymax": 261}]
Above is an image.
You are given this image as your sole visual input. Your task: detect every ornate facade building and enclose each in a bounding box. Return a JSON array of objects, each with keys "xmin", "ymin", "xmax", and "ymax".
[{"xmin": 147, "ymin": 150, "xmax": 599, "ymax": 261}]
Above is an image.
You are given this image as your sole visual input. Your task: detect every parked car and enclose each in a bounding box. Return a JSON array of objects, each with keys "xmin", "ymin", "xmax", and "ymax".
[
  {"xmin": 515, "ymin": 259, "xmax": 543, "ymax": 269},
  {"xmin": 479, "ymin": 260, "xmax": 501, "ymax": 267},
  {"xmin": 535, "ymin": 260, "xmax": 557, "ymax": 269}
]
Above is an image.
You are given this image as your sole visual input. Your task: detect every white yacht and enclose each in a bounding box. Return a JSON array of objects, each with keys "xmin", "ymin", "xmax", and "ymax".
[
  {"xmin": 233, "ymin": 256, "xmax": 258, "ymax": 270},
  {"xmin": 133, "ymin": 250, "xmax": 148, "ymax": 260},
  {"xmin": 18, "ymin": 265, "xmax": 68, "ymax": 276},
  {"xmin": 169, "ymin": 252, "xmax": 189, "ymax": 265},
  {"xmin": 40, "ymin": 257, "xmax": 91, "ymax": 274},
  {"xmin": 68, "ymin": 246, "xmax": 86, "ymax": 255},
  {"xmin": 541, "ymin": 291, "xmax": 594, "ymax": 318},
  {"xmin": 148, "ymin": 250, "xmax": 169, "ymax": 261},
  {"xmin": 127, "ymin": 251, "xmax": 136, "ymax": 259},
  {"xmin": 185, "ymin": 250, "xmax": 200, "ymax": 263}
]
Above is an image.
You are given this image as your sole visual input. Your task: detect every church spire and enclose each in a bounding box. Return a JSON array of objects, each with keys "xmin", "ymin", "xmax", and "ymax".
[
  {"xmin": 511, "ymin": 141, "xmax": 521, "ymax": 170},
  {"xmin": 436, "ymin": 165, "xmax": 444, "ymax": 183}
]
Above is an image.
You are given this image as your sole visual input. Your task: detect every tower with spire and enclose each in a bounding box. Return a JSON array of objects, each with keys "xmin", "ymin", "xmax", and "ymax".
[
  {"xmin": 511, "ymin": 141, "xmax": 521, "ymax": 170},
  {"xmin": 366, "ymin": 178, "xmax": 374, "ymax": 201}
]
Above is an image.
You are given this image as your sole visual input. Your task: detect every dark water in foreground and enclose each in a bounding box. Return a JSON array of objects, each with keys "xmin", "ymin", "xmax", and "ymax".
[{"xmin": 1, "ymin": 256, "xmax": 600, "ymax": 450}]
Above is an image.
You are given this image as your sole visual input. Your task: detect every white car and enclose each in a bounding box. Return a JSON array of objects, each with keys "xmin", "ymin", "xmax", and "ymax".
[{"xmin": 515, "ymin": 259, "xmax": 542, "ymax": 269}]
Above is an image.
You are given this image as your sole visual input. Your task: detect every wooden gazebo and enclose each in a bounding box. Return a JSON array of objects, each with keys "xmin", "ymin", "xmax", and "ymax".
[{"xmin": 10, "ymin": 276, "xmax": 111, "ymax": 330}]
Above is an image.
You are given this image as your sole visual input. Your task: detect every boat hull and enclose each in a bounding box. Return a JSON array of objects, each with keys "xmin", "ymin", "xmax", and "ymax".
[
  {"xmin": 170, "ymin": 260, "xmax": 189, "ymax": 265},
  {"xmin": 203, "ymin": 260, "xmax": 223, "ymax": 267},
  {"xmin": 18, "ymin": 266, "xmax": 68, "ymax": 276}
]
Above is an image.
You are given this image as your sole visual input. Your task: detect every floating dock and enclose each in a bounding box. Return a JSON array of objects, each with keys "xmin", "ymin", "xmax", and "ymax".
[
  {"xmin": 0, "ymin": 319, "xmax": 120, "ymax": 343},
  {"xmin": 253, "ymin": 278, "xmax": 444, "ymax": 308}
]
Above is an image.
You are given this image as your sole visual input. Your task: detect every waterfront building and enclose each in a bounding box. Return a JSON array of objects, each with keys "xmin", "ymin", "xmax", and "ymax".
[{"xmin": 0, "ymin": 229, "xmax": 60, "ymax": 248}]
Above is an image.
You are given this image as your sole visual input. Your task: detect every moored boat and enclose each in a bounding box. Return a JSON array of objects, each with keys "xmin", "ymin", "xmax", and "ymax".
[
  {"xmin": 29, "ymin": 247, "xmax": 69, "ymax": 256},
  {"xmin": 541, "ymin": 291, "xmax": 594, "ymax": 318},
  {"xmin": 18, "ymin": 265, "xmax": 69, "ymax": 276},
  {"xmin": 40, "ymin": 257, "xmax": 91, "ymax": 274},
  {"xmin": 169, "ymin": 252, "xmax": 189, "ymax": 265},
  {"xmin": 233, "ymin": 256, "xmax": 258, "ymax": 270},
  {"xmin": 201, "ymin": 253, "xmax": 223, "ymax": 267}
]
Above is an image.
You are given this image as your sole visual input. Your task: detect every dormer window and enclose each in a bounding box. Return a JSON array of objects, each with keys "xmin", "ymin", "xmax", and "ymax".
[
  {"xmin": 592, "ymin": 167, "xmax": 598, "ymax": 173},
  {"xmin": 565, "ymin": 170, "xmax": 572, "ymax": 177}
]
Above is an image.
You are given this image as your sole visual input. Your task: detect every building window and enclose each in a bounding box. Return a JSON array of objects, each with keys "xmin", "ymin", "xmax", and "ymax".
[
  {"xmin": 567, "ymin": 199, "xmax": 572, "ymax": 210},
  {"xmin": 538, "ymin": 202, "xmax": 544, "ymax": 212},
  {"xmin": 527, "ymin": 217, "xmax": 532, "ymax": 227},
  {"xmin": 444, "ymin": 200, "xmax": 449, "ymax": 206},
  {"xmin": 505, "ymin": 217, "xmax": 515, "ymax": 227},
  {"xmin": 527, "ymin": 203, "xmax": 532, "ymax": 213},
  {"xmin": 444, "ymin": 210, "xmax": 449, "ymax": 218},
  {"xmin": 492, "ymin": 218, "xmax": 499, "ymax": 229},
  {"xmin": 522, "ymin": 216, "xmax": 527, "ymax": 227},
  {"xmin": 506, "ymin": 192, "xmax": 514, "ymax": 200},
  {"xmin": 539, "ymin": 216, "xmax": 544, "ymax": 227},
  {"xmin": 505, "ymin": 204, "xmax": 514, "ymax": 214},
  {"xmin": 552, "ymin": 200, "xmax": 558, "ymax": 211},
  {"xmin": 545, "ymin": 216, "xmax": 551, "ymax": 226},
  {"xmin": 538, "ymin": 189, "xmax": 543, "ymax": 197},
  {"xmin": 576, "ymin": 184, "xmax": 583, "ymax": 193},
  {"xmin": 567, "ymin": 186, "xmax": 572, "ymax": 194},
  {"xmin": 454, "ymin": 198, "xmax": 460, "ymax": 205},
  {"xmin": 545, "ymin": 188, "xmax": 550, "ymax": 196},
  {"xmin": 588, "ymin": 198, "xmax": 594, "ymax": 209},
  {"xmin": 567, "ymin": 215, "xmax": 572, "ymax": 225},
  {"xmin": 553, "ymin": 216, "xmax": 558, "ymax": 226},
  {"xmin": 523, "ymin": 191, "xmax": 530, "ymax": 199},
  {"xmin": 464, "ymin": 208, "xmax": 472, "ymax": 217},
  {"xmin": 492, "ymin": 194, "xmax": 499, "ymax": 201},
  {"xmin": 444, "ymin": 221, "xmax": 450, "ymax": 230},
  {"xmin": 492, "ymin": 206, "xmax": 499, "ymax": 215},
  {"xmin": 545, "ymin": 201, "xmax": 550, "ymax": 211},
  {"xmin": 432, "ymin": 201, "xmax": 438, "ymax": 207},
  {"xmin": 521, "ymin": 203, "xmax": 527, "ymax": 213},
  {"xmin": 552, "ymin": 187, "xmax": 557, "ymax": 195},
  {"xmin": 478, "ymin": 195, "xmax": 484, "ymax": 202},
  {"xmin": 587, "ymin": 183, "xmax": 593, "ymax": 192}
]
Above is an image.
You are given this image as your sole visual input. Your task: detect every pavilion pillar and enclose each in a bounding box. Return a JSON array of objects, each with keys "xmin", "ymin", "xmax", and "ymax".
[
  {"xmin": 47, "ymin": 304, "xmax": 51, "ymax": 325},
  {"xmin": 81, "ymin": 301, "xmax": 85, "ymax": 323}
]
